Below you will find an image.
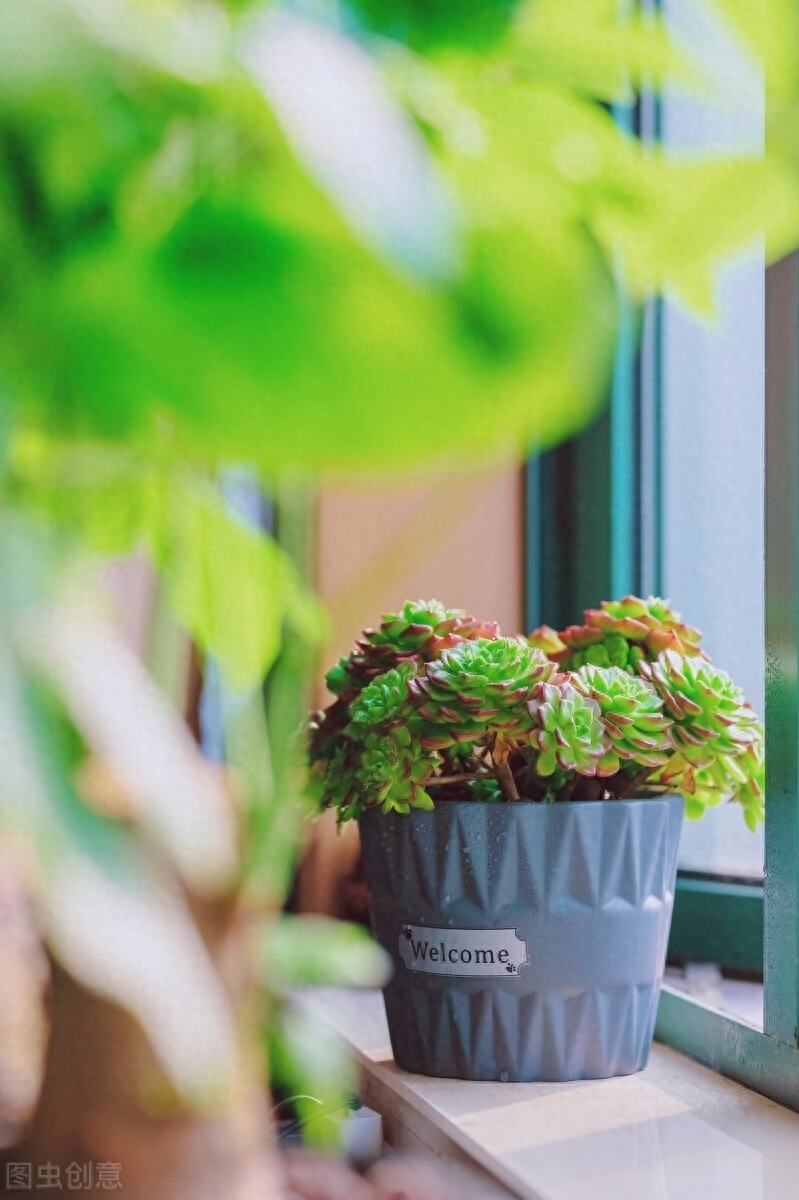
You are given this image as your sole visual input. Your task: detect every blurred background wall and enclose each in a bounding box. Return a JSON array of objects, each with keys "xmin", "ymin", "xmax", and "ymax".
[{"xmin": 297, "ymin": 463, "xmax": 524, "ymax": 914}]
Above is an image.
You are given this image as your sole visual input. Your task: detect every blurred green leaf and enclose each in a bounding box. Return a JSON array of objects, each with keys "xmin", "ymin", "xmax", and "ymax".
[
  {"xmin": 22, "ymin": 606, "xmax": 239, "ymax": 893},
  {"xmin": 711, "ymin": 0, "xmax": 799, "ymax": 100},
  {"xmin": 5, "ymin": 187, "xmax": 615, "ymax": 470},
  {"xmin": 268, "ymin": 1001, "xmax": 357, "ymax": 1150},
  {"xmin": 3, "ymin": 0, "xmax": 796, "ymax": 477},
  {"xmin": 439, "ymin": 65, "xmax": 799, "ymax": 316},
  {"xmin": 0, "ymin": 619, "xmax": 237, "ymax": 1098},
  {"xmin": 347, "ymin": 0, "xmax": 519, "ymax": 52},
  {"xmin": 514, "ymin": 0, "xmax": 697, "ymax": 104},
  {"xmin": 264, "ymin": 916, "xmax": 391, "ymax": 992},
  {"xmin": 264, "ymin": 912, "xmax": 387, "ymax": 1148},
  {"xmin": 244, "ymin": 9, "xmax": 459, "ymax": 279},
  {"xmin": 157, "ymin": 475, "xmax": 325, "ymax": 690},
  {"xmin": 9, "ymin": 441, "xmax": 326, "ymax": 691}
]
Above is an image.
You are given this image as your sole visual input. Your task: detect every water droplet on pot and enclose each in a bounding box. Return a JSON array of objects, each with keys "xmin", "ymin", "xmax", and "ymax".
[{"xmin": 500, "ymin": 1070, "xmax": 510, "ymax": 1083}]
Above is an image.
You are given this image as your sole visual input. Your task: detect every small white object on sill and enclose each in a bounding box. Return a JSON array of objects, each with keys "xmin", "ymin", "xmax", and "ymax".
[{"xmin": 294, "ymin": 988, "xmax": 799, "ymax": 1200}]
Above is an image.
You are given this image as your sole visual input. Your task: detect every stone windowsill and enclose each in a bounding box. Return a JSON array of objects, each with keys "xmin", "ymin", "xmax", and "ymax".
[{"xmin": 294, "ymin": 988, "xmax": 799, "ymax": 1200}]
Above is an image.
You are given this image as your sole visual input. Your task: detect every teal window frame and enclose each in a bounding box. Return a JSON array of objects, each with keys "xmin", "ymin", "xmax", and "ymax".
[{"xmin": 525, "ymin": 251, "xmax": 799, "ymax": 1110}]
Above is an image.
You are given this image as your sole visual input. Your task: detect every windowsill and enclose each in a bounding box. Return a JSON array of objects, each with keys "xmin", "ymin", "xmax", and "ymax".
[
  {"xmin": 665, "ymin": 965, "xmax": 764, "ymax": 1029},
  {"xmin": 295, "ymin": 988, "xmax": 799, "ymax": 1200}
]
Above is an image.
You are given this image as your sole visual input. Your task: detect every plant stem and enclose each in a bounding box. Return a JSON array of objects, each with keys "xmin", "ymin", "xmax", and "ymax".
[
  {"xmin": 616, "ymin": 766, "xmax": 655, "ymax": 798},
  {"xmin": 557, "ymin": 776, "xmax": 579, "ymax": 803},
  {"xmin": 495, "ymin": 759, "xmax": 520, "ymax": 803}
]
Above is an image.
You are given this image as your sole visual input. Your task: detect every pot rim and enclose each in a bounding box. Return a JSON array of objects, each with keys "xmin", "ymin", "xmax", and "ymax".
[{"xmin": 360, "ymin": 794, "xmax": 685, "ymax": 816}]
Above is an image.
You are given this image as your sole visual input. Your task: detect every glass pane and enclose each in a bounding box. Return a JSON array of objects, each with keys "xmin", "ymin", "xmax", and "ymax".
[
  {"xmin": 660, "ymin": 0, "xmax": 765, "ymax": 879},
  {"xmin": 661, "ymin": 256, "xmax": 765, "ymax": 879}
]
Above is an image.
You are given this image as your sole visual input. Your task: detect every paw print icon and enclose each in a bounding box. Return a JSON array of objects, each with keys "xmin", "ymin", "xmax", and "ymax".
[
  {"xmin": 402, "ymin": 926, "xmax": 412, "ymax": 940},
  {"xmin": 506, "ymin": 963, "xmax": 516, "ymax": 974}
]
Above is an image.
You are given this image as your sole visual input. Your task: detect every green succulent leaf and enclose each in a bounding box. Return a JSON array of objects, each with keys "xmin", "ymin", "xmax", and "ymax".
[
  {"xmin": 553, "ymin": 595, "xmax": 704, "ymax": 673},
  {"xmin": 409, "ymin": 636, "xmax": 553, "ymax": 743},
  {"xmin": 572, "ymin": 664, "xmax": 672, "ymax": 773},
  {"xmin": 347, "ymin": 662, "xmax": 417, "ymax": 731},
  {"xmin": 325, "ymin": 599, "xmax": 501, "ymax": 704},
  {"xmin": 527, "ymin": 679, "xmax": 608, "ymax": 777},
  {"xmin": 639, "ymin": 651, "xmax": 759, "ymax": 768}
]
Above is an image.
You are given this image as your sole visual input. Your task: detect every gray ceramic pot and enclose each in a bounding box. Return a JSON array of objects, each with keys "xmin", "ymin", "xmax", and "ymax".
[{"xmin": 360, "ymin": 796, "xmax": 683, "ymax": 1082}]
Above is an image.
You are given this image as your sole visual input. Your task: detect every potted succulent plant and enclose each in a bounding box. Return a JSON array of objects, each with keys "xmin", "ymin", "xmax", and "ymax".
[{"xmin": 309, "ymin": 597, "xmax": 764, "ymax": 1082}]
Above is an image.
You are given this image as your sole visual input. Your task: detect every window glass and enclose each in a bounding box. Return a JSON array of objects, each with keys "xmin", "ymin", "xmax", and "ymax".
[{"xmin": 660, "ymin": 0, "xmax": 765, "ymax": 878}]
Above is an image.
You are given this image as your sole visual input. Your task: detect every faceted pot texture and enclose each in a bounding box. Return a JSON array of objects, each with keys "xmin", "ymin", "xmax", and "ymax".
[{"xmin": 360, "ymin": 797, "xmax": 684, "ymax": 1082}]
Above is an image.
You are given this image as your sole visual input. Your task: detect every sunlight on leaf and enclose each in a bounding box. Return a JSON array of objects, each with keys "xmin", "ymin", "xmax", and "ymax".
[{"xmin": 515, "ymin": 0, "xmax": 697, "ymax": 103}]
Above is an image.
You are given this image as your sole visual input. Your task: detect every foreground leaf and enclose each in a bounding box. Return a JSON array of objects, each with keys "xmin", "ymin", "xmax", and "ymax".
[
  {"xmin": 22, "ymin": 607, "xmax": 239, "ymax": 894},
  {"xmin": 0, "ymin": 623, "xmax": 238, "ymax": 1097},
  {"xmin": 264, "ymin": 915, "xmax": 391, "ymax": 993}
]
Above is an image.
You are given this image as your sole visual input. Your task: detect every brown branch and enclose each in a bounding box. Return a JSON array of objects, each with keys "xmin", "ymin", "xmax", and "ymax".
[
  {"xmin": 615, "ymin": 766, "xmax": 658, "ymax": 799},
  {"xmin": 494, "ymin": 759, "xmax": 520, "ymax": 803},
  {"xmin": 426, "ymin": 773, "xmax": 480, "ymax": 787},
  {"xmin": 556, "ymin": 775, "xmax": 579, "ymax": 803},
  {"xmin": 559, "ymin": 775, "xmax": 603, "ymax": 802}
]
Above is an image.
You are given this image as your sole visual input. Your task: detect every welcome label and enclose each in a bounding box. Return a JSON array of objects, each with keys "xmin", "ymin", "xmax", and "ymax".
[{"xmin": 398, "ymin": 923, "xmax": 528, "ymax": 977}]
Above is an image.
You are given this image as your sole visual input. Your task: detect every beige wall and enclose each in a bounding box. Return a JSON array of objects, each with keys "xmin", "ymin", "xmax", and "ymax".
[
  {"xmin": 298, "ymin": 463, "xmax": 524, "ymax": 915},
  {"xmin": 317, "ymin": 464, "xmax": 524, "ymax": 673}
]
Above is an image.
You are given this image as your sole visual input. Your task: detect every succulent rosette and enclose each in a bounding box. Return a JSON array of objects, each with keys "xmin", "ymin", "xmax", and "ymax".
[
  {"xmin": 560, "ymin": 627, "xmax": 640, "ymax": 672},
  {"xmin": 326, "ymin": 599, "xmax": 501, "ymax": 702},
  {"xmin": 572, "ymin": 664, "xmax": 672, "ymax": 773},
  {"xmin": 347, "ymin": 662, "xmax": 416, "ymax": 731},
  {"xmin": 309, "ymin": 741, "xmax": 362, "ymax": 821},
  {"xmin": 539, "ymin": 596, "xmax": 705, "ymax": 673},
  {"xmin": 342, "ymin": 662, "xmax": 439, "ymax": 814},
  {"xmin": 313, "ymin": 726, "xmax": 438, "ymax": 823},
  {"xmin": 312, "ymin": 600, "xmax": 499, "ymax": 763},
  {"xmin": 357, "ymin": 727, "xmax": 437, "ymax": 815},
  {"xmin": 688, "ymin": 725, "xmax": 765, "ymax": 828},
  {"xmin": 639, "ymin": 651, "xmax": 759, "ymax": 784},
  {"xmin": 408, "ymin": 636, "xmax": 554, "ymax": 745},
  {"xmin": 526, "ymin": 679, "xmax": 609, "ymax": 777},
  {"xmin": 585, "ymin": 595, "xmax": 703, "ymax": 657}
]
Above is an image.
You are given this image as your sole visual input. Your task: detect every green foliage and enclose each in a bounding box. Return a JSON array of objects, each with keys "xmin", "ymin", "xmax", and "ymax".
[
  {"xmin": 572, "ymin": 664, "xmax": 673, "ymax": 774},
  {"xmin": 0, "ymin": 524, "xmax": 239, "ymax": 1098},
  {"xmin": 326, "ymin": 600, "xmax": 501, "ymax": 701},
  {"xmin": 314, "ymin": 596, "xmax": 765, "ymax": 825},
  {"xmin": 2, "ymin": 0, "xmax": 797, "ymax": 502},
  {"xmin": 527, "ymin": 679, "xmax": 607, "ymax": 777},
  {"xmin": 532, "ymin": 594, "xmax": 705, "ymax": 672},
  {"xmin": 264, "ymin": 915, "xmax": 391, "ymax": 992},
  {"xmin": 358, "ymin": 727, "xmax": 438, "ymax": 816},
  {"xmin": 409, "ymin": 636, "xmax": 553, "ymax": 743},
  {"xmin": 348, "ymin": 662, "xmax": 417, "ymax": 731},
  {"xmin": 639, "ymin": 651, "xmax": 763, "ymax": 814},
  {"xmin": 349, "ymin": 0, "xmax": 521, "ymax": 52}
]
